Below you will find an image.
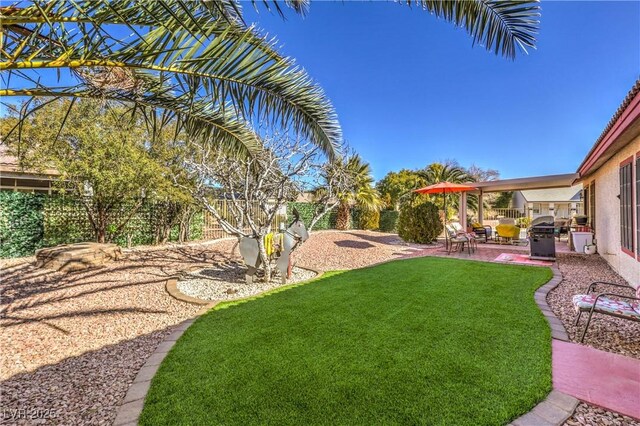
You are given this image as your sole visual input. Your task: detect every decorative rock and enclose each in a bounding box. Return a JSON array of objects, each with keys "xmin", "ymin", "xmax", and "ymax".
[{"xmin": 35, "ymin": 242, "xmax": 122, "ymax": 272}]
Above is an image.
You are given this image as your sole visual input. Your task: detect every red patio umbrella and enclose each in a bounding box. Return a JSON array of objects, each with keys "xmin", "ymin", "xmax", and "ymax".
[{"xmin": 413, "ymin": 181, "xmax": 478, "ymax": 248}]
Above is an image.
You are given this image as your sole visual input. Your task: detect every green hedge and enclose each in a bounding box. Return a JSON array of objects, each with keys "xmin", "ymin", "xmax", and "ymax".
[
  {"xmin": 0, "ymin": 193, "xmax": 207, "ymax": 258},
  {"xmin": 0, "ymin": 192, "xmax": 45, "ymax": 258},
  {"xmin": 290, "ymin": 202, "xmax": 400, "ymax": 233},
  {"xmin": 379, "ymin": 210, "xmax": 399, "ymax": 233},
  {"xmin": 287, "ymin": 202, "xmax": 337, "ymax": 230},
  {"xmin": 43, "ymin": 196, "xmax": 93, "ymax": 246}
]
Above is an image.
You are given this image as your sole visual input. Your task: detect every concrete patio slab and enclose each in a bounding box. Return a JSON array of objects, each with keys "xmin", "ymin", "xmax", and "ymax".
[{"xmin": 552, "ymin": 339, "xmax": 640, "ymax": 420}]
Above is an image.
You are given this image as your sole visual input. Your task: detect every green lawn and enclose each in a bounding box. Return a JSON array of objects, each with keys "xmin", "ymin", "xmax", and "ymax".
[{"xmin": 140, "ymin": 257, "xmax": 553, "ymax": 426}]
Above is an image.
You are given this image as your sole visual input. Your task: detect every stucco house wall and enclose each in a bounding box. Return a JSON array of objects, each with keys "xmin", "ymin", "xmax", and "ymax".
[{"xmin": 585, "ymin": 135, "xmax": 640, "ymax": 287}]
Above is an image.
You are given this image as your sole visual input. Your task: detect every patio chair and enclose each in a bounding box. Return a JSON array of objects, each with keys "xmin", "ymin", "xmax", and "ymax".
[
  {"xmin": 445, "ymin": 224, "xmax": 475, "ymax": 255},
  {"xmin": 554, "ymin": 218, "xmax": 570, "ymax": 241},
  {"xmin": 572, "ymin": 281, "xmax": 640, "ymax": 342},
  {"xmin": 495, "ymin": 222, "xmax": 520, "ymax": 244},
  {"xmin": 471, "ymin": 222, "xmax": 492, "ymax": 242}
]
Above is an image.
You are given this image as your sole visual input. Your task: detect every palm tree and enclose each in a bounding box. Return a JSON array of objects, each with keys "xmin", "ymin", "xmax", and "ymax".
[
  {"xmin": 334, "ymin": 155, "xmax": 381, "ymax": 230},
  {"xmin": 0, "ymin": 1, "xmax": 341, "ymax": 158},
  {"xmin": 1, "ymin": 0, "xmax": 540, "ymax": 158},
  {"xmin": 419, "ymin": 162, "xmax": 477, "ymax": 220}
]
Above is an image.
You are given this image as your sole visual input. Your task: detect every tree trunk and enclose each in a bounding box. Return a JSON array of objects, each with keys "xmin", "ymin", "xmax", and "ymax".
[
  {"xmin": 336, "ymin": 201, "xmax": 350, "ymax": 230},
  {"xmin": 256, "ymin": 234, "xmax": 271, "ymax": 282},
  {"xmin": 178, "ymin": 207, "xmax": 194, "ymax": 243},
  {"xmin": 96, "ymin": 205, "xmax": 107, "ymax": 243}
]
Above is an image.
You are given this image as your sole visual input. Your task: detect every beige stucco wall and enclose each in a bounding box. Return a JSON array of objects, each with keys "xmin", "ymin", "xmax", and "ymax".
[{"xmin": 586, "ymin": 135, "xmax": 640, "ymax": 287}]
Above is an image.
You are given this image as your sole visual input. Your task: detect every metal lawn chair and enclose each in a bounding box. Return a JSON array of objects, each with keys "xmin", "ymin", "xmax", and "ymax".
[{"xmin": 572, "ymin": 281, "xmax": 640, "ymax": 342}]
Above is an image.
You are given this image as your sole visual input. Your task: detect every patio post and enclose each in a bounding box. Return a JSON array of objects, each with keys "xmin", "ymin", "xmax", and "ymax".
[
  {"xmin": 478, "ymin": 190, "xmax": 484, "ymax": 225},
  {"xmin": 460, "ymin": 192, "xmax": 468, "ymax": 230}
]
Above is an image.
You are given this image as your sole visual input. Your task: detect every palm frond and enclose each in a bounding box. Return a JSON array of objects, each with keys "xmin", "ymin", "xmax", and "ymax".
[
  {"xmin": 1, "ymin": 1, "xmax": 340, "ymax": 157},
  {"xmin": 402, "ymin": 0, "xmax": 540, "ymax": 58},
  {"xmin": 1, "ymin": 85, "xmax": 263, "ymax": 158}
]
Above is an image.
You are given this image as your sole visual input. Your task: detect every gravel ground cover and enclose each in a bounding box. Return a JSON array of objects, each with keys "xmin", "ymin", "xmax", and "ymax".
[
  {"xmin": 177, "ymin": 264, "xmax": 318, "ymax": 301},
  {"xmin": 565, "ymin": 402, "xmax": 640, "ymax": 426},
  {"xmin": 0, "ymin": 231, "xmax": 416, "ymax": 425},
  {"xmin": 1, "ymin": 240, "xmax": 237, "ymax": 425},
  {"xmin": 549, "ymin": 254, "xmax": 640, "ymax": 359},
  {"xmin": 292, "ymin": 230, "xmax": 430, "ymax": 270},
  {"xmin": 3, "ymin": 231, "xmax": 636, "ymax": 425},
  {"xmin": 548, "ymin": 254, "xmax": 640, "ymax": 426}
]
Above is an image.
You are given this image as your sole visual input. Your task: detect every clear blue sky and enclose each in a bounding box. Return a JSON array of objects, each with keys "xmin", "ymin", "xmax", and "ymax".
[{"xmin": 244, "ymin": 1, "xmax": 640, "ymax": 181}]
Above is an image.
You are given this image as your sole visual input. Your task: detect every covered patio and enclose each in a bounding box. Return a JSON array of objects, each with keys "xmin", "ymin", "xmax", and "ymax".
[
  {"xmin": 449, "ymin": 172, "xmax": 582, "ymax": 253},
  {"xmin": 456, "ymin": 172, "xmax": 580, "ymax": 229}
]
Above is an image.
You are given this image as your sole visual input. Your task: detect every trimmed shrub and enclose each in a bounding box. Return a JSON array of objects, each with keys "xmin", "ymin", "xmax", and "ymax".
[
  {"xmin": 353, "ymin": 210, "xmax": 380, "ymax": 231},
  {"xmin": 0, "ymin": 192, "xmax": 45, "ymax": 258},
  {"xmin": 398, "ymin": 200, "xmax": 442, "ymax": 244},
  {"xmin": 379, "ymin": 210, "xmax": 399, "ymax": 233}
]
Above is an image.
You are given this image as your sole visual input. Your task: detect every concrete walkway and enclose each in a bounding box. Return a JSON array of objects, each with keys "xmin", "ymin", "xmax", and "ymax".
[{"xmin": 552, "ymin": 339, "xmax": 640, "ymax": 420}]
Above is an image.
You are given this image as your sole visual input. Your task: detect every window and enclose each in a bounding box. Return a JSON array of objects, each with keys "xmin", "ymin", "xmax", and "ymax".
[
  {"xmin": 532, "ymin": 203, "xmax": 540, "ymax": 214},
  {"xmin": 637, "ymin": 155, "xmax": 640, "ymax": 257},
  {"xmin": 589, "ymin": 181, "xmax": 596, "ymax": 231},
  {"xmin": 620, "ymin": 159, "xmax": 634, "ymax": 255}
]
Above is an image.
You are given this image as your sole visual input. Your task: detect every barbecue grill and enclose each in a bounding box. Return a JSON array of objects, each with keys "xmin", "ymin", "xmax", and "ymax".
[{"xmin": 529, "ymin": 216, "xmax": 556, "ymax": 261}]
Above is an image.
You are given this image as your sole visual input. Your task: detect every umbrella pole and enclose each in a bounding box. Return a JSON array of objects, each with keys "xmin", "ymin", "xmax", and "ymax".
[{"xmin": 443, "ymin": 189, "xmax": 448, "ymax": 250}]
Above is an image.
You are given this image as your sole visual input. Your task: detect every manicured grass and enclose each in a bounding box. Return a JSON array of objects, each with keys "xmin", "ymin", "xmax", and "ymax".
[{"xmin": 140, "ymin": 257, "xmax": 553, "ymax": 426}]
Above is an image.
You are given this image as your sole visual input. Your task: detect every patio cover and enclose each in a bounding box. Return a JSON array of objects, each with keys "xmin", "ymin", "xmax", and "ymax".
[
  {"xmin": 470, "ymin": 172, "xmax": 579, "ymax": 224},
  {"xmin": 472, "ymin": 173, "xmax": 579, "ymax": 193}
]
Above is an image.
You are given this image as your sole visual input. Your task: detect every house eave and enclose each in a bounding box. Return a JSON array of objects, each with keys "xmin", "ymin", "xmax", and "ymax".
[{"xmin": 576, "ymin": 79, "xmax": 640, "ymax": 179}]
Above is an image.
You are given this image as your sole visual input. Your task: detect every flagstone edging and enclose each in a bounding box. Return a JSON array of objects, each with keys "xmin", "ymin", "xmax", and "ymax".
[{"xmin": 112, "ymin": 308, "xmax": 214, "ymax": 426}]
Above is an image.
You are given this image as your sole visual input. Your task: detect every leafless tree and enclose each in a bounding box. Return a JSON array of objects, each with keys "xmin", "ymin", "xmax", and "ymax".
[{"xmin": 180, "ymin": 133, "xmax": 349, "ymax": 279}]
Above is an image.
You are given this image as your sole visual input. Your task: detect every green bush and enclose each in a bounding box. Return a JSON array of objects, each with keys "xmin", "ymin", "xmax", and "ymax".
[
  {"xmin": 398, "ymin": 200, "xmax": 442, "ymax": 244},
  {"xmin": 379, "ymin": 210, "xmax": 399, "ymax": 233},
  {"xmin": 169, "ymin": 210, "xmax": 205, "ymax": 242},
  {"xmin": 288, "ymin": 202, "xmax": 337, "ymax": 230},
  {"xmin": 0, "ymin": 192, "xmax": 45, "ymax": 258},
  {"xmin": 354, "ymin": 208, "xmax": 379, "ymax": 230},
  {"xmin": 516, "ymin": 217, "xmax": 532, "ymax": 228}
]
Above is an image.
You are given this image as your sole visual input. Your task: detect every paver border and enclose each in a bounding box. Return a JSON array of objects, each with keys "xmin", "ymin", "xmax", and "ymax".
[
  {"xmin": 165, "ymin": 265, "xmax": 323, "ymax": 305},
  {"xmin": 114, "ymin": 265, "xmax": 323, "ymax": 425},
  {"xmin": 115, "ymin": 257, "xmax": 578, "ymax": 426},
  {"xmin": 508, "ymin": 264, "xmax": 579, "ymax": 426}
]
